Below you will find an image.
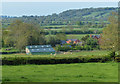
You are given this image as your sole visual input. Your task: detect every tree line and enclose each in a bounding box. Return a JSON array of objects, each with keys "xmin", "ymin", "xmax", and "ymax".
[
  {"xmin": 2, "ymin": 7, "xmax": 117, "ymax": 28},
  {"xmin": 2, "ymin": 20, "xmax": 66, "ymax": 51}
]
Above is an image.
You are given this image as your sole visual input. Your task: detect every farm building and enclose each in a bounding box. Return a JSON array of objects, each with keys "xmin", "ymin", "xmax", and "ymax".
[
  {"xmin": 90, "ymin": 34, "xmax": 101, "ymax": 39},
  {"xmin": 26, "ymin": 45, "xmax": 55, "ymax": 55},
  {"xmin": 66, "ymin": 39, "xmax": 81, "ymax": 44},
  {"xmin": 61, "ymin": 40, "xmax": 66, "ymax": 45}
]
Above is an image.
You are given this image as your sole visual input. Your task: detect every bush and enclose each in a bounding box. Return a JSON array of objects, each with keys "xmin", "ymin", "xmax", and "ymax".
[
  {"xmin": 108, "ymin": 51, "xmax": 115, "ymax": 58},
  {"xmin": 75, "ymin": 46, "xmax": 82, "ymax": 50},
  {"xmin": 56, "ymin": 45, "xmax": 96, "ymax": 51},
  {"xmin": 56, "ymin": 45, "xmax": 71, "ymax": 52},
  {"xmin": 83, "ymin": 45, "xmax": 92, "ymax": 50},
  {"xmin": 2, "ymin": 54, "xmax": 113, "ymax": 65}
]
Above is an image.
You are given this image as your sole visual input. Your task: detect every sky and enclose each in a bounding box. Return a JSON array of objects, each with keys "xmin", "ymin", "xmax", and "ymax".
[
  {"xmin": 1, "ymin": 2, "xmax": 119, "ymax": 16},
  {"xmin": 1, "ymin": 0, "xmax": 120, "ymax": 2}
]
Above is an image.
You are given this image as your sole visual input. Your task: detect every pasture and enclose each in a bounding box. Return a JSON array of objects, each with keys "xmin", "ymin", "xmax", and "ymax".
[
  {"xmin": 2, "ymin": 50, "xmax": 113, "ymax": 65},
  {"xmin": 45, "ymin": 34, "xmax": 99, "ymax": 40},
  {"xmin": 66, "ymin": 34, "xmax": 99, "ymax": 39},
  {"xmin": 44, "ymin": 28, "xmax": 103, "ymax": 31},
  {"xmin": 2, "ymin": 63, "xmax": 118, "ymax": 82},
  {"xmin": 2, "ymin": 50, "xmax": 109, "ymax": 58}
]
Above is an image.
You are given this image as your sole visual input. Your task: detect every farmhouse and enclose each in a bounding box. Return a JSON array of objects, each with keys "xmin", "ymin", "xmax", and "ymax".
[
  {"xmin": 26, "ymin": 45, "xmax": 55, "ymax": 55},
  {"xmin": 90, "ymin": 34, "xmax": 100, "ymax": 40},
  {"xmin": 61, "ymin": 40, "xmax": 66, "ymax": 45},
  {"xmin": 66, "ymin": 39, "xmax": 81, "ymax": 44}
]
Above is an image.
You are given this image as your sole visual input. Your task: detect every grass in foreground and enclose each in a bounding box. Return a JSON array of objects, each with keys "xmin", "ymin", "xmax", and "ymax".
[{"xmin": 2, "ymin": 63, "xmax": 118, "ymax": 82}]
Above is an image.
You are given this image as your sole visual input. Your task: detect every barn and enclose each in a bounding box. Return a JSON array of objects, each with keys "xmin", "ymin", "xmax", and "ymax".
[{"xmin": 26, "ymin": 45, "xmax": 55, "ymax": 55}]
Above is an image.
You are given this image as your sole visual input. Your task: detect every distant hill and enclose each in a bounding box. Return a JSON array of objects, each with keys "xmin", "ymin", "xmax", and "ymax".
[{"xmin": 1, "ymin": 7, "xmax": 118, "ymax": 28}]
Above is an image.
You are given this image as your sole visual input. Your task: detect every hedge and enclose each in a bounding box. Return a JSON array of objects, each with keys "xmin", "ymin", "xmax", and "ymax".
[
  {"xmin": 44, "ymin": 30, "xmax": 102, "ymax": 35},
  {"xmin": 0, "ymin": 52, "xmax": 20, "ymax": 54},
  {"xmin": 0, "ymin": 51, "xmax": 25, "ymax": 54},
  {"xmin": 2, "ymin": 54, "xmax": 114, "ymax": 65}
]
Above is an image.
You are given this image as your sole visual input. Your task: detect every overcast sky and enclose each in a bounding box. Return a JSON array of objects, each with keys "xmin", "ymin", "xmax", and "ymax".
[{"xmin": 1, "ymin": 1, "xmax": 118, "ymax": 16}]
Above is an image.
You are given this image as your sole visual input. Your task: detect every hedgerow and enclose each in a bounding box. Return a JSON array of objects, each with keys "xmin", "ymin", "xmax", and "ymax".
[{"xmin": 2, "ymin": 54, "xmax": 114, "ymax": 65}]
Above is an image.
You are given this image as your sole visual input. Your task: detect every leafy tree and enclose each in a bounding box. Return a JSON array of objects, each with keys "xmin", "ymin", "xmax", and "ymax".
[
  {"xmin": 100, "ymin": 12, "xmax": 118, "ymax": 52},
  {"xmin": 5, "ymin": 20, "xmax": 46, "ymax": 51},
  {"xmin": 3, "ymin": 29, "xmax": 14, "ymax": 47},
  {"xmin": 81, "ymin": 35, "xmax": 89, "ymax": 42},
  {"xmin": 46, "ymin": 35, "xmax": 61, "ymax": 47},
  {"xmin": 86, "ymin": 37, "xmax": 98, "ymax": 49}
]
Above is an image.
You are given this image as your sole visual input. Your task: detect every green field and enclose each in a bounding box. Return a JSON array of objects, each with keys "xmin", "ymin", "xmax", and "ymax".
[
  {"xmin": 66, "ymin": 34, "xmax": 99, "ymax": 39},
  {"xmin": 67, "ymin": 34, "xmax": 87, "ymax": 39},
  {"xmin": 0, "ymin": 47, "xmax": 20, "ymax": 52},
  {"xmin": 2, "ymin": 63, "xmax": 118, "ymax": 82},
  {"xmin": 2, "ymin": 50, "xmax": 109, "ymax": 58},
  {"xmin": 45, "ymin": 34, "xmax": 99, "ymax": 40},
  {"xmin": 44, "ymin": 28, "xmax": 103, "ymax": 31}
]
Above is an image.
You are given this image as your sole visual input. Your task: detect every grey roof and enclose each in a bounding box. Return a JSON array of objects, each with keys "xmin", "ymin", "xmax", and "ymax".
[
  {"xmin": 96, "ymin": 35, "xmax": 100, "ymax": 38},
  {"xmin": 29, "ymin": 48, "xmax": 55, "ymax": 53},
  {"xmin": 61, "ymin": 40, "xmax": 66, "ymax": 44},
  {"xmin": 92, "ymin": 35, "xmax": 100, "ymax": 38},
  {"xmin": 26, "ymin": 45, "xmax": 55, "ymax": 53},
  {"xmin": 26, "ymin": 45, "xmax": 52, "ymax": 49},
  {"xmin": 67, "ymin": 39, "xmax": 77, "ymax": 41}
]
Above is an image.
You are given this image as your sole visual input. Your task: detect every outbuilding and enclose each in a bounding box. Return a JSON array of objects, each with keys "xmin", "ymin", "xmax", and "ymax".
[{"xmin": 26, "ymin": 45, "xmax": 55, "ymax": 55}]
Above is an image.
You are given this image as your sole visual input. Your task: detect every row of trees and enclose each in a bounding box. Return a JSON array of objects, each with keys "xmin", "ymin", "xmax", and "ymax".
[
  {"xmin": 2, "ymin": 7, "xmax": 117, "ymax": 27},
  {"xmin": 44, "ymin": 29, "xmax": 102, "ymax": 35},
  {"xmin": 56, "ymin": 36, "xmax": 99, "ymax": 51},
  {"xmin": 2, "ymin": 12, "xmax": 119, "ymax": 54},
  {"xmin": 56, "ymin": 12, "xmax": 120, "ymax": 53},
  {"xmin": 2, "ymin": 20, "xmax": 66, "ymax": 51}
]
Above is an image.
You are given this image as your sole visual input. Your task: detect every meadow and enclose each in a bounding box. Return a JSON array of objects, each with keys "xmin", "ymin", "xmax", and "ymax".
[
  {"xmin": 66, "ymin": 34, "xmax": 99, "ymax": 39},
  {"xmin": 44, "ymin": 28, "xmax": 103, "ymax": 31},
  {"xmin": 45, "ymin": 34, "xmax": 99, "ymax": 40},
  {"xmin": 2, "ymin": 63, "xmax": 118, "ymax": 82},
  {"xmin": 2, "ymin": 50, "xmax": 109, "ymax": 58}
]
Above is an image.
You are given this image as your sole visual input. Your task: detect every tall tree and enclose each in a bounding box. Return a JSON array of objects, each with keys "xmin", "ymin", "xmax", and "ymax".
[
  {"xmin": 6, "ymin": 20, "xmax": 45, "ymax": 51},
  {"xmin": 100, "ymin": 12, "xmax": 118, "ymax": 52}
]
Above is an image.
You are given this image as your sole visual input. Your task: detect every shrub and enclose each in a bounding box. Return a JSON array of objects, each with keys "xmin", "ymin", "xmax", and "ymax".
[
  {"xmin": 83, "ymin": 45, "xmax": 92, "ymax": 50},
  {"xmin": 75, "ymin": 46, "xmax": 82, "ymax": 50},
  {"xmin": 108, "ymin": 51, "xmax": 115, "ymax": 58},
  {"xmin": 56, "ymin": 45, "xmax": 71, "ymax": 52},
  {"xmin": 2, "ymin": 54, "xmax": 113, "ymax": 65}
]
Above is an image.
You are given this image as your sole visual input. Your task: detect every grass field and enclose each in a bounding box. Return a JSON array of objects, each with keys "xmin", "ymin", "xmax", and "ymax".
[
  {"xmin": 45, "ymin": 34, "xmax": 99, "ymax": 40},
  {"xmin": 44, "ymin": 28, "xmax": 103, "ymax": 31},
  {"xmin": 66, "ymin": 34, "xmax": 99, "ymax": 39},
  {"xmin": 2, "ymin": 50, "xmax": 109, "ymax": 58},
  {"xmin": 0, "ymin": 47, "xmax": 20, "ymax": 52},
  {"xmin": 2, "ymin": 63, "xmax": 118, "ymax": 82}
]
